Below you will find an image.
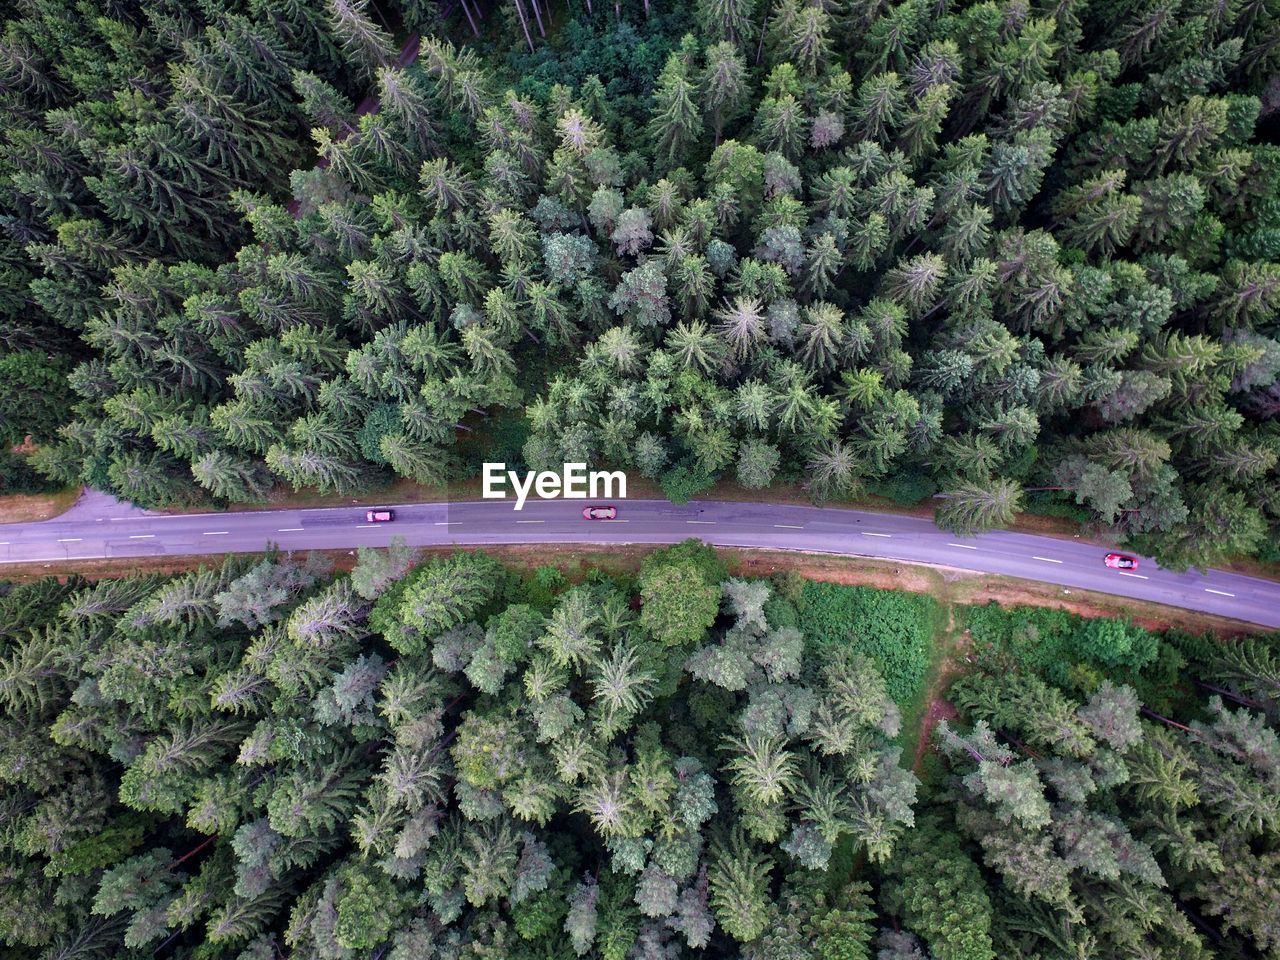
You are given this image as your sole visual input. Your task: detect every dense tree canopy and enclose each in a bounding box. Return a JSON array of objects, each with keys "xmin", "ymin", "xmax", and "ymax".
[
  {"xmin": 1, "ymin": 543, "xmax": 920, "ymax": 959},
  {"xmin": 0, "ymin": 0, "xmax": 1277, "ymax": 565},
  {"xmin": 2, "ymin": 544, "xmax": 1279, "ymax": 959}
]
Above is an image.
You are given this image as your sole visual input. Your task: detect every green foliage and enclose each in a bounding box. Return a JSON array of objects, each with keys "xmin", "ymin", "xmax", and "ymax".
[
  {"xmin": 373, "ymin": 551, "xmax": 507, "ymax": 654},
  {"xmin": 933, "ymin": 632, "xmax": 1280, "ymax": 960},
  {"xmin": 6, "ymin": 547, "xmax": 1280, "ymax": 959},
  {"xmin": 965, "ymin": 602, "xmax": 1159, "ymax": 688},
  {"xmin": 638, "ymin": 539, "xmax": 725, "ymax": 648},
  {"xmin": 5, "ymin": 0, "xmax": 1280, "ymax": 951},
  {"xmin": 805, "ymin": 880, "xmax": 877, "ymax": 960},
  {"xmin": 868, "ymin": 471, "xmax": 938, "ymax": 506},
  {"xmin": 334, "ymin": 868, "xmax": 407, "ymax": 949},
  {"xmin": 797, "ymin": 582, "xmax": 936, "ymax": 704},
  {"xmin": 0, "ymin": 449, "xmax": 63, "ymax": 495},
  {"xmin": 5, "ymin": 0, "xmax": 1275, "ymax": 569},
  {"xmin": 660, "ymin": 463, "xmax": 717, "ymax": 505},
  {"xmin": 0, "ymin": 351, "xmax": 74, "ymax": 446},
  {"xmin": 43, "ymin": 815, "xmax": 147, "ymax": 878},
  {"xmin": 708, "ymin": 828, "xmax": 773, "ymax": 941},
  {"xmin": 880, "ymin": 819, "xmax": 995, "ymax": 960},
  {"xmin": 0, "ymin": 552, "xmax": 925, "ymax": 958},
  {"xmin": 357, "ymin": 403, "xmax": 403, "ymax": 465}
]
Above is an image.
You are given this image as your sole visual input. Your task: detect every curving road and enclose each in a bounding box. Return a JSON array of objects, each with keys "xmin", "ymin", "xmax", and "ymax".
[{"xmin": 1, "ymin": 494, "xmax": 1278, "ymax": 628}]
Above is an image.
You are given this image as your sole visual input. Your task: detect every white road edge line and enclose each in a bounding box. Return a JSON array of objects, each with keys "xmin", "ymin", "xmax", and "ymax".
[
  {"xmin": 773, "ymin": 524, "xmax": 804, "ymax": 529},
  {"xmin": 128, "ymin": 534, "xmax": 155, "ymax": 539},
  {"xmin": 1032, "ymin": 556, "xmax": 1063, "ymax": 563},
  {"xmin": 277, "ymin": 527, "xmax": 303, "ymax": 532},
  {"xmin": 861, "ymin": 531, "xmax": 892, "ymax": 538},
  {"xmin": 1117, "ymin": 571, "xmax": 1149, "ymax": 579},
  {"xmin": 203, "ymin": 531, "xmax": 229, "ymax": 536},
  {"xmin": 948, "ymin": 543, "xmax": 978, "ymax": 549},
  {"xmin": 1204, "ymin": 588, "xmax": 1235, "ymax": 597}
]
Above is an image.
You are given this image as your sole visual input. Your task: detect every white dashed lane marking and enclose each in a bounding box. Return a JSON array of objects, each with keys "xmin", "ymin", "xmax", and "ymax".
[
  {"xmin": 686, "ymin": 520, "xmax": 716, "ymax": 524},
  {"xmin": 861, "ymin": 532, "xmax": 892, "ymax": 538},
  {"xmin": 1032, "ymin": 556, "xmax": 1063, "ymax": 563},
  {"xmin": 516, "ymin": 520, "xmax": 545, "ymax": 523},
  {"xmin": 57, "ymin": 538, "xmax": 82, "ymax": 543},
  {"xmin": 773, "ymin": 524, "xmax": 804, "ymax": 529},
  {"xmin": 1117, "ymin": 571, "xmax": 1148, "ymax": 579},
  {"xmin": 948, "ymin": 543, "xmax": 977, "ymax": 549},
  {"xmin": 1204, "ymin": 588, "xmax": 1235, "ymax": 597},
  {"xmin": 128, "ymin": 534, "xmax": 154, "ymax": 539},
  {"xmin": 203, "ymin": 531, "xmax": 229, "ymax": 536},
  {"xmin": 278, "ymin": 527, "xmax": 303, "ymax": 532}
]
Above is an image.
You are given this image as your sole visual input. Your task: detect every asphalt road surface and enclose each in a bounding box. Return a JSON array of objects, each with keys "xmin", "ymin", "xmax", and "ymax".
[{"xmin": 2, "ymin": 495, "xmax": 1278, "ymax": 628}]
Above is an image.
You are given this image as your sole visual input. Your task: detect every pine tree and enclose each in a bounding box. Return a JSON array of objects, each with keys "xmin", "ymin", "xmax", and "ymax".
[
  {"xmin": 695, "ymin": 0, "xmax": 758, "ymax": 48},
  {"xmin": 701, "ymin": 42, "xmax": 749, "ymax": 142},
  {"xmin": 649, "ymin": 49, "xmax": 704, "ymax": 170},
  {"xmin": 327, "ymin": 0, "xmax": 396, "ymax": 83},
  {"xmin": 880, "ymin": 820, "xmax": 995, "ymax": 960},
  {"xmin": 936, "ymin": 479, "xmax": 1023, "ymax": 534}
]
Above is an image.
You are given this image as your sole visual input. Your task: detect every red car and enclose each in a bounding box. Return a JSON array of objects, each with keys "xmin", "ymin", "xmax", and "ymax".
[
  {"xmin": 365, "ymin": 509, "xmax": 395, "ymax": 522},
  {"xmin": 1104, "ymin": 553, "xmax": 1139, "ymax": 570},
  {"xmin": 582, "ymin": 505, "xmax": 618, "ymax": 520}
]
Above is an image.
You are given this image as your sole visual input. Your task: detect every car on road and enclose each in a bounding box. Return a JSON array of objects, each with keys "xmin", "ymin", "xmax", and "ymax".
[
  {"xmin": 582, "ymin": 505, "xmax": 617, "ymax": 520},
  {"xmin": 1104, "ymin": 552, "xmax": 1139, "ymax": 570},
  {"xmin": 365, "ymin": 509, "xmax": 395, "ymax": 522}
]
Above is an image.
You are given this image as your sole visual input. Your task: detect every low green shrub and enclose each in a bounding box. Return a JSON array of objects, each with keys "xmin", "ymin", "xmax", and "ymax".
[
  {"xmin": 965, "ymin": 602, "xmax": 1159, "ymax": 690},
  {"xmin": 797, "ymin": 582, "xmax": 936, "ymax": 705}
]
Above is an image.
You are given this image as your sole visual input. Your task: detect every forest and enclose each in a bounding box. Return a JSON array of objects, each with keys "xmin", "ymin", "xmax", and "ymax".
[
  {"xmin": 2, "ymin": 542, "xmax": 1279, "ymax": 959},
  {"xmin": 0, "ymin": 0, "xmax": 1278, "ymax": 568}
]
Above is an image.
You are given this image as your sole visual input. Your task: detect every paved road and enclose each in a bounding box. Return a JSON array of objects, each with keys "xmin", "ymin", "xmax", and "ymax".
[{"xmin": 1, "ymin": 495, "xmax": 1278, "ymax": 628}]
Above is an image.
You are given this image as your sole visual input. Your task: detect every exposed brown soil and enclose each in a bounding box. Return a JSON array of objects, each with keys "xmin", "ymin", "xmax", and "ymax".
[
  {"xmin": 0, "ymin": 486, "xmax": 79, "ymax": 524},
  {"xmin": 720, "ymin": 550, "xmax": 945, "ymax": 593},
  {"xmin": 0, "ymin": 553, "xmax": 243, "ymax": 582}
]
